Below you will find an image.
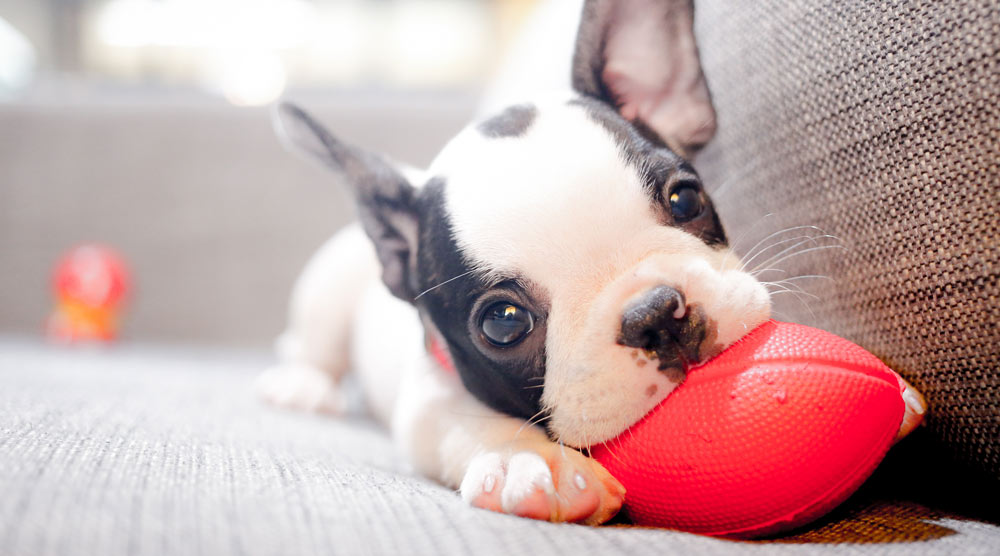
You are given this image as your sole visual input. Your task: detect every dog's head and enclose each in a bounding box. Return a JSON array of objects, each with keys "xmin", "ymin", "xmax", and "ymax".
[{"xmin": 275, "ymin": 0, "xmax": 770, "ymax": 448}]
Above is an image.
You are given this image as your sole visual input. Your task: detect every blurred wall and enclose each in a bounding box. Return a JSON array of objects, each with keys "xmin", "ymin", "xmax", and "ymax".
[{"xmin": 0, "ymin": 94, "xmax": 477, "ymax": 347}]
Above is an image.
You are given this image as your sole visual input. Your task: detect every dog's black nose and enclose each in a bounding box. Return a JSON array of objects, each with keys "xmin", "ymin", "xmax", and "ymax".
[{"xmin": 618, "ymin": 285, "xmax": 705, "ymax": 370}]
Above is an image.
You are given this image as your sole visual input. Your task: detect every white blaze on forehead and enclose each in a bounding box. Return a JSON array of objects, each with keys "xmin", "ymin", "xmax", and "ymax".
[{"xmin": 431, "ymin": 100, "xmax": 656, "ymax": 289}]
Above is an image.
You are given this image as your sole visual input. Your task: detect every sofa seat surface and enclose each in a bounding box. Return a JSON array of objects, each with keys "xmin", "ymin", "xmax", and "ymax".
[{"xmin": 1, "ymin": 337, "xmax": 998, "ymax": 556}]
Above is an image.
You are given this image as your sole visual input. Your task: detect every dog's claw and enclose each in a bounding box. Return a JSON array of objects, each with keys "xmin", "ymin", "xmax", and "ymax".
[
  {"xmin": 895, "ymin": 377, "xmax": 927, "ymax": 443},
  {"xmin": 460, "ymin": 439, "xmax": 624, "ymax": 524}
]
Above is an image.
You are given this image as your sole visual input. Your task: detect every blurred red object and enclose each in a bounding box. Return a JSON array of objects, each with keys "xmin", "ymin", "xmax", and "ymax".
[{"xmin": 47, "ymin": 244, "xmax": 131, "ymax": 343}]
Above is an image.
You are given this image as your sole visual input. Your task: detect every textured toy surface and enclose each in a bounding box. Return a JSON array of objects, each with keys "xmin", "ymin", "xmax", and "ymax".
[{"xmin": 591, "ymin": 320, "xmax": 905, "ymax": 538}]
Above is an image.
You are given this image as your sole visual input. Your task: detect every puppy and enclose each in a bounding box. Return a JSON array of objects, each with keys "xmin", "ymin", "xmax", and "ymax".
[{"xmin": 256, "ymin": 0, "xmax": 919, "ymax": 525}]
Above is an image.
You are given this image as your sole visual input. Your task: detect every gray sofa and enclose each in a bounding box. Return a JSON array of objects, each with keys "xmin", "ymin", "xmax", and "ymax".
[
  {"xmin": 1, "ymin": 339, "xmax": 998, "ymax": 556},
  {"xmin": 694, "ymin": 0, "xmax": 999, "ymax": 498},
  {"xmin": 2, "ymin": 0, "xmax": 998, "ymax": 554}
]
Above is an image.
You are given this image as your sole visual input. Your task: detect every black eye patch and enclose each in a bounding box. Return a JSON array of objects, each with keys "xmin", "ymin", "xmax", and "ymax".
[
  {"xmin": 569, "ymin": 97, "xmax": 727, "ymax": 245},
  {"xmin": 413, "ymin": 180, "xmax": 548, "ymax": 422}
]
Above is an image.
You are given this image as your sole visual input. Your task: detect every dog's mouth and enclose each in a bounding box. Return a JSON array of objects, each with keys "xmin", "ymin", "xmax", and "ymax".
[{"xmin": 627, "ymin": 327, "xmax": 702, "ymax": 372}]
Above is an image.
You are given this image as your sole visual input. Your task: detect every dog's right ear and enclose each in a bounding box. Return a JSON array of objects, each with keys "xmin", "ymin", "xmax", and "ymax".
[
  {"xmin": 572, "ymin": 0, "xmax": 716, "ymax": 157},
  {"xmin": 273, "ymin": 102, "xmax": 419, "ymax": 302}
]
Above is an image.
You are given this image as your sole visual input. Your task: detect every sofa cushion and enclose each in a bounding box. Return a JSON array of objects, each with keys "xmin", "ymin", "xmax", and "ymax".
[
  {"xmin": 695, "ymin": 0, "xmax": 999, "ymax": 486},
  {"xmin": 2, "ymin": 338, "xmax": 1000, "ymax": 554}
]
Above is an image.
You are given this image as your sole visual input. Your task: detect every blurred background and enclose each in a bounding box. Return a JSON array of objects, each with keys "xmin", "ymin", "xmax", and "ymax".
[{"xmin": 0, "ymin": 0, "xmax": 548, "ymax": 348}]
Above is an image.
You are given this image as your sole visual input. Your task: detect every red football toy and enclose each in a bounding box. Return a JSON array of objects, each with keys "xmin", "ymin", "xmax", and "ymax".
[{"xmin": 591, "ymin": 320, "xmax": 917, "ymax": 538}]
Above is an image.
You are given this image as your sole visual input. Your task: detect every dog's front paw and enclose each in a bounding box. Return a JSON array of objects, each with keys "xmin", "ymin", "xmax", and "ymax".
[
  {"xmin": 460, "ymin": 439, "xmax": 625, "ymax": 524},
  {"xmin": 255, "ymin": 363, "xmax": 342, "ymax": 414}
]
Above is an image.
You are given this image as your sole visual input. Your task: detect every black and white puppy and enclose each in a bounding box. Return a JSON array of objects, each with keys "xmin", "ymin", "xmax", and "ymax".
[{"xmin": 258, "ymin": 0, "xmax": 771, "ymax": 524}]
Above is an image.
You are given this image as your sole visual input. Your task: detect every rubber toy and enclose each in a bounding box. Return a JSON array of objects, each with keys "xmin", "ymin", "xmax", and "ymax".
[
  {"xmin": 47, "ymin": 244, "xmax": 130, "ymax": 343},
  {"xmin": 591, "ymin": 320, "xmax": 909, "ymax": 538}
]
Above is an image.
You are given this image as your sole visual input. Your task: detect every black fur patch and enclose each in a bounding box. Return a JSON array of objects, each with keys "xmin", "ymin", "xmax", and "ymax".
[
  {"xmin": 569, "ymin": 97, "xmax": 727, "ymax": 246},
  {"xmin": 414, "ymin": 179, "xmax": 547, "ymax": 422},
  {"xmin": 276, "ymin": 102, "xmax": 421, "ymax": 300},
  {"xmin": 477, "ymin": 104, "xmax": 537, "ymax": 139}
]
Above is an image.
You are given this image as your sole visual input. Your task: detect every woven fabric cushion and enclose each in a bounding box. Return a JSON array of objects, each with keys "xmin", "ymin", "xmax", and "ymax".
[
  {"xmin": 4, "ymin": 339, "xmax": 1000, "ymax": 554},
  {"xmin": 694, "ymin": 0, "xmax": 998, "ymax": 484}
]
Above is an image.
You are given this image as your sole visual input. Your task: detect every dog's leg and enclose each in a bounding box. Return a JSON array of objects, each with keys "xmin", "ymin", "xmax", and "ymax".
[
  {"xmin": 256, "ymin": 223, "xmax": 379, "ymax": 413},
  {"xmin": 392, "ymin": 357, "xmax": 625, "ymax": 524}
]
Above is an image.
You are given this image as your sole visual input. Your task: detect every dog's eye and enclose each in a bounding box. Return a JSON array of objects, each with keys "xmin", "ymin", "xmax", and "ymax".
[
  {"xmin": 668, "ymin": 182, "xmax": 704, "ymax": 223},
  {"xmin": 480, "ymin": 302, "xmax": 534, "ymax": 346}
]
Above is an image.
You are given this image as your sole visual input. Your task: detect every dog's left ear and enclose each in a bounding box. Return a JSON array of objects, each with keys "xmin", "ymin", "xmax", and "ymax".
[
  {"xmin": 572, "ymin": 0, "xmax": 716, "ymax": 157},
  {"xmin": 273, "ymin": 102, "xmax": 419, "ymax": 301}
]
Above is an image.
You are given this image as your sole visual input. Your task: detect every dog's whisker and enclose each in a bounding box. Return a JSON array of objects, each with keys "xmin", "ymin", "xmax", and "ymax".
[
  {"xmin": 760, "ymin": 280, "xmax": 798, "ymax": 290},
  {"xmin": 613, "ymin": 435, "xmax": 636, "ymax": 472},
  {"xmin": 603, "ymin": 434, "xmax": 638, "ymax": 474},
  {"xmin": 513, "ymin": 422, "xmax": 540, "ymax": 442},
  {"xmin": 752, "ymin": 244, "xmax": 847, "ymax": 275},
  {"xmin": 740, "ymin": 231, "xmax": 834, "ymax": 272},
  {"xmin": 707, "ymin": 154, "xmax": 768, "ymax": 201},
  {"xmin": 767, "ymin": 286, "xmax": 821, "ymax": 301},
  {"xmin": 445, "ymin": 410, "xmax": 510, "ymax": 419},
  {"xmin": 741, "ymin": 234, "xmax": 821, "ymax": 272},
  {"xmin": 594, "ymin": 437, "xmax": 626, "ymax": 470},
  {"xmin": 743, "ymin": 235, "xmax": 832, "ymax": 273},
  {"xmin": 728, "ymin": 213, "xmax": 775, "ymax": 252},
  {"xmin": 514, "ymin": 409, "xmax": 552, "ymax": 441},
  {"xmin": 782, "ymin": 288, "xmax": 821, "ymax": 321},
  {"xmin": 522, "ymin": 410, "xmax": 551, "ymax": 429},
  {"xmin": 763, "ymin": 283, "xmax": 814, "ymax": 298},
  {"xmin": 412, "ymin": 270, "xmax": 476, "ymax": 301},
  {"xmin": 761, "ymin": 276, "xmax": 832, "ymax": 300},
  {"xmin": 763, "ymin": 277, "xmax": 823, "ymax": 320},
  {"xmin": 763, "ymin": 272, "xmax": 832, "ymax": 297},
  {"xmin": 761, "ymin": 276, "xmax": 825, "ymax": 290},
  {"xmin": 746, "ymin": 234, "xmax": 840, "ymax": 274},
  {"xmin": 770, "ymin": 289, "xmax": 820, "ymax": 300},
  {"xmin": 770, "ymin": 308, "xmax": 794, "ymax": 320},
  {"xmin": 768, "ymin": 274, "xmax": 833, "ymax": 283},
  {"xmin": 752, "ymin": 267, "xmax": 789, "ymax": 278},
  {"xmin": 737, "ymin": 225, "xmax": 827, "ymax": 265}
]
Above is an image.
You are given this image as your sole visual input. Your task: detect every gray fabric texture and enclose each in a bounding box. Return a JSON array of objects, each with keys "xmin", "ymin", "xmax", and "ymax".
[
  {"xmin": 2, "ymin": 338, "xmax": 1000, "ymax": 556},
  {"xmin": 695, "ymin": 0, "xmax": 999, "ymax": 484}
]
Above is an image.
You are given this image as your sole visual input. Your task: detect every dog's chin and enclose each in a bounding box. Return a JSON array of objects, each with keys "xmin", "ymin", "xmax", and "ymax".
[
  {"xmin": 544, "ymin": 326, "xmax": 747, "ymax": 449},
  {"xmin": 542, "ymin": 346, "xmax": 686, "ymax": 449}
]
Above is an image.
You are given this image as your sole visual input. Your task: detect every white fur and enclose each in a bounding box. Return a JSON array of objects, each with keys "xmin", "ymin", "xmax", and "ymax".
[
  {"xmin": 256, "ymin": 0, "xmax": 929, "ymax": 526},
  {"xmin": 258, "ymin": 101, "xmax": 771, "ymax": 529},
  {"xmin": 434, "ymin": 99, "xmax": 770, "ymax": 446},
  {"xmin": 259, "ymin": 3, "xmax": 769, "ymax": 526},
  {"xmin": 460, "ymin": 452, "xmax": 505, "ymax": 502},
  {"xmin": 500, "ymin": 452, "xmax": 555, "ymax": 512},
  {"xmin": 256, "ymin": 224, "xmax": 379, "ymax": 415}
]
